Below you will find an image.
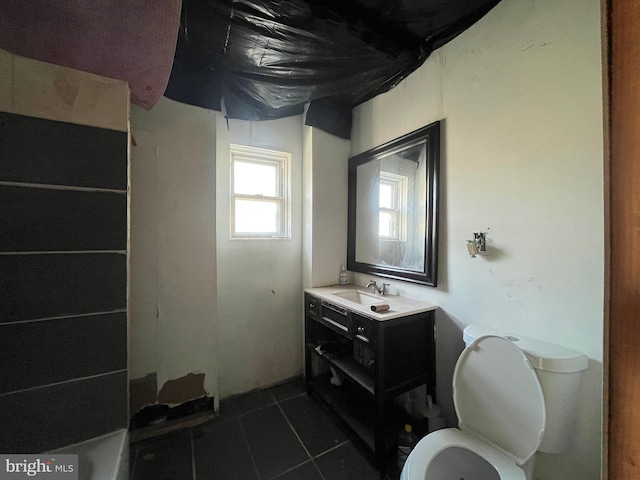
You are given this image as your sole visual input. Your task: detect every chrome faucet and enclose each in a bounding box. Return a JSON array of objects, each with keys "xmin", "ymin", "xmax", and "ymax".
[{"xmin": 366, "ymin": 280, "xmax": 390, "ymax": 295}]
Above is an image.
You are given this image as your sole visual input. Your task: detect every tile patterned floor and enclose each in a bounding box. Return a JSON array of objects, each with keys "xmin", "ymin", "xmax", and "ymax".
[{"xmin": 129, "ymin": 379, "xmax": 396, "ymax": 480}]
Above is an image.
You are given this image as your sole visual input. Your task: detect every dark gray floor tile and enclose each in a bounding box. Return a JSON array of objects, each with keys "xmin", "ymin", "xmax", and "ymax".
[
  {"xmin": 128, "ymin": 443, "xmax": 138, "ymax": 479},
  {"xmin": 280, "ymin": 395, "xmax": 348, "ymax": 456},
  {"xmin": 131, "ymin": 432, "xmax": 193, "ymax": 480},
  {"xmin": 213, "ymin": 399, "xmax": 240, "ymax": 423},
  {"xmin": 314, "ymin": 442, "xmax": 379, "ymax": 480},
  {"xmin": 241, "ymin": 405, "xmax": 308, "ymax": 480},
  {"xmin": 193, "ymin": 417, "xmax": 259, "ymax": 480},
  {"xmin": 384, "ymin": 456, "xmax": 401, "ymax": 480},
  {"xmin": 135, "ymin": 429, "xmax": 192, "ymax": 452},
  {"xmin": 272, "ymin": 460, "xmax": 323, "ymax": 480},
  {"xmin": 269, "ymin": 379, "xmax": 306, "ymax": 403},
  {"xmin": 227, "ymin": 389, "xmax": 275, "ymax": 416}
]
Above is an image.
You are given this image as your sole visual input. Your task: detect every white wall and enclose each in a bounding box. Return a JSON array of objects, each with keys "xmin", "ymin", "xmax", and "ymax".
[
  {"xmin": 130, "ymin": 97, "xmax": 218, "ymax": 403},
  {"xmin": 303, "ymin": 126, "xmax": 351, "ymax": 288},
  {"xmin": 129, "ymin": 128, "xmax": 158, "ymax": 381},
  {"xmin": 349, "ymin": 0, "xmax": 604, "ymax": 478},
  {"xmin": 216, "ymin": 115, "xmax": 304, "ymax": 398},
  {"xmin": 130, "ymin": 104, "xmax": 306, "ymax": 403}
]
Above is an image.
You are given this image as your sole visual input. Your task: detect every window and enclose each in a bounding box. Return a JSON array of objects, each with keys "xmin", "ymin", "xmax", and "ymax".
[
  {"xmin": 379, "ymin": 171, "xmax": 408, "ymax": 241},
  {"xmin": 230, "ymin": 144, "xmax": 291, "ymax": 239}
]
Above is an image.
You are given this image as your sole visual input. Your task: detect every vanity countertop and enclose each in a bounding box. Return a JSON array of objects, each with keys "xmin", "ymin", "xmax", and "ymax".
[{"xmin": 304, "ymin": 284, "xmax": 437, "ymax": 321}]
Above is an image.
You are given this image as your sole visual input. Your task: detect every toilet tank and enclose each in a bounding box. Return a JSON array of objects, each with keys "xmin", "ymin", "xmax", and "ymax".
[{"xmin": 463, "ymin": 325, "xmax": 589, "ymax": 454}]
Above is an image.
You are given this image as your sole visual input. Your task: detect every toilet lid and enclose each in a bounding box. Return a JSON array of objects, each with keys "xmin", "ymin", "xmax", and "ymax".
[{"xmin": 453, "ymin": 335, "xmax": 546, "ymax": 465}]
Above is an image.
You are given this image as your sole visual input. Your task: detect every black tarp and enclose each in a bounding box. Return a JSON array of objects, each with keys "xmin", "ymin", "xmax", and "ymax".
[{"xmin": 164, "ymin": 0, "xmax": 500, "ymax": 138}]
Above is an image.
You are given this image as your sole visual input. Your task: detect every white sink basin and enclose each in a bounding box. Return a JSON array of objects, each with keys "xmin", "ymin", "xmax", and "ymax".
[
  {"xmin": 305, "ymin": 285, "xmax": 437, "ymax": 321},
  {"xmin": 332, "ymin": 290, "xmax": 383, "ymax": 306}
]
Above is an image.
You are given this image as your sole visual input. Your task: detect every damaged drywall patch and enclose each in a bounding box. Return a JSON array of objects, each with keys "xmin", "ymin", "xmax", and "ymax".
[
  {"xmin": 130, "ymin": 396, "xmax": 214, "ymax": 432},
  {"xmin": 158, "ymin": 372, "xmax": 207, "ymax": 405},
  {"xmin": 129, "ymin": 372, "xmax": 208, "ymax": 416},
  {"xmin": 129, "ymin": 373, "xmax": 213, "ymax": 433}
]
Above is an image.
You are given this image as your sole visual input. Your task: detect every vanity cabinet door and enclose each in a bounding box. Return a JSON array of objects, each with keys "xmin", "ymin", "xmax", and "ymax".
[{"xmin": 383, "ymin": 315, "xmax": 434, "ymax": 389}]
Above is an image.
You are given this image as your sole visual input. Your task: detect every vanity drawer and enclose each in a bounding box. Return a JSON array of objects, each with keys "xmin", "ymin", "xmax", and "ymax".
[
  {"xmin": 306, "ymin": 294, "xmax": 320, "ymax": 319},
  {"xmin": 352, "ymin": 315, "xmax": 377, "ymax": 345},
  {"xmin": 320, "ymin": 300, "xmax": 351, "ymax": 335}
]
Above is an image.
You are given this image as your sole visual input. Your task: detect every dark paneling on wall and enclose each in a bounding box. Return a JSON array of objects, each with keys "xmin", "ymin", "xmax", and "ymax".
[{"xmin": 0, "ymin": 111, "xmax": 128, "ymax": 453}]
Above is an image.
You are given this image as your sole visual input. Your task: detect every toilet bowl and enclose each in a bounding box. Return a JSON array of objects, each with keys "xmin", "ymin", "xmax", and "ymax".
[
  {"xmin": 400, "ymin": 326, "xmax": 588, "ymax": 480},
  {"xmin": 401, "ymin": 429, "xmax": 527, "ymax": 480}
]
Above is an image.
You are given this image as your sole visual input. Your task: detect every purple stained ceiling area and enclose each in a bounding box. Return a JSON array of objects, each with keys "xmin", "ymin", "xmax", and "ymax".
[{"xmin": 0, "ymin": 0, "xmax": 182, "ymax": 110}]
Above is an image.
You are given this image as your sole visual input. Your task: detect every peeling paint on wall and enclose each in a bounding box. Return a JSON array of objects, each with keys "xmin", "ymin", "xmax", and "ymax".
[
  {"xmin": 129, "ymin": 372, "xmax": 207, "ymax": 417},
  {"xmin": 130, "ymin": 372, "xmax": 208, "ymax": 417},
  {"xmin": 158, "ymin": 373, "xmax": 207, "ymax": 406}
]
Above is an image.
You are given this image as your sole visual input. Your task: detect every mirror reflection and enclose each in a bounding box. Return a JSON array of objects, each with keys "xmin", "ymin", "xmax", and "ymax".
[
  {"xmin": 355, "ymin": 142, "xmax": 426, "ymax": 270},
  {"xmin": 348, "ymin": 122, "xmax": 440, "ymax": 286}
]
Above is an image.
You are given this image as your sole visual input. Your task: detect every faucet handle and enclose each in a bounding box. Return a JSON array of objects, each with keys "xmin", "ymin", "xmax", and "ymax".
[{"xmin": 381, "ymin": 283, "xmax": 390, "ymax": 295}]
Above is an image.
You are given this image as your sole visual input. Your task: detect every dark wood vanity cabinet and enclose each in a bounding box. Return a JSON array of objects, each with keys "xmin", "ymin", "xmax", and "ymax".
[{"xmin": 304, "ymin": 292, "xmax": 436, "ymax": 469}]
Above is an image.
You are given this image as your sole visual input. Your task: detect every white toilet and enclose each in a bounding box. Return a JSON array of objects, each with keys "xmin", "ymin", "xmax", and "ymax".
[{"xmin": 401, "ymin": 325, "xmax": 588, "ymax": 480}]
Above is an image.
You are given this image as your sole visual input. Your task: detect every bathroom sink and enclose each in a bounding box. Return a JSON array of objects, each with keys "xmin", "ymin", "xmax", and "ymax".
[
  {"xmin": 305, "ymin": 286, "xmax": 437, "ymax": 320},
  {"xmin": 304, "ymin": 285, "xmax": 438, "ymax": 322},
  {"xmin": 332, "ymin": 290, "xmax": 382, "ymax": 306}
]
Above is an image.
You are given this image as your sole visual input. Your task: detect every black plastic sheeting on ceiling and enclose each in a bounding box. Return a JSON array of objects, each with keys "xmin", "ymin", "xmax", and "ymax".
[{"xmin": 164, "ymin": 0, "xmax": 500, "ymax": 139}]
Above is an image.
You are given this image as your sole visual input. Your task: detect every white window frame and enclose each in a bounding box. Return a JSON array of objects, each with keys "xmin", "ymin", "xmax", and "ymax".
[
  {"xmin": 230, "ymin": 144, "xmax": 291, "ymax": 239},
  {"xmin": 379, "ymin": 171, "xmax": 408, "ymax": 242}
]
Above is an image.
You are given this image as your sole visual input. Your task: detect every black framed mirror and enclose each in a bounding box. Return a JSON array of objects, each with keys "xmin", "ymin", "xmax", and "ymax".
[{"xmin": 347, "ymin": 121, "xmax": 440, "ymax": 286}]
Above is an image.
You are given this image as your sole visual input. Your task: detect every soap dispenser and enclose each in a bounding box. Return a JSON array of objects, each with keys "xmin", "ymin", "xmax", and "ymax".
[{"xmin": 339, "ymin": 265, "xmax": 348, "ymax": 285}]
